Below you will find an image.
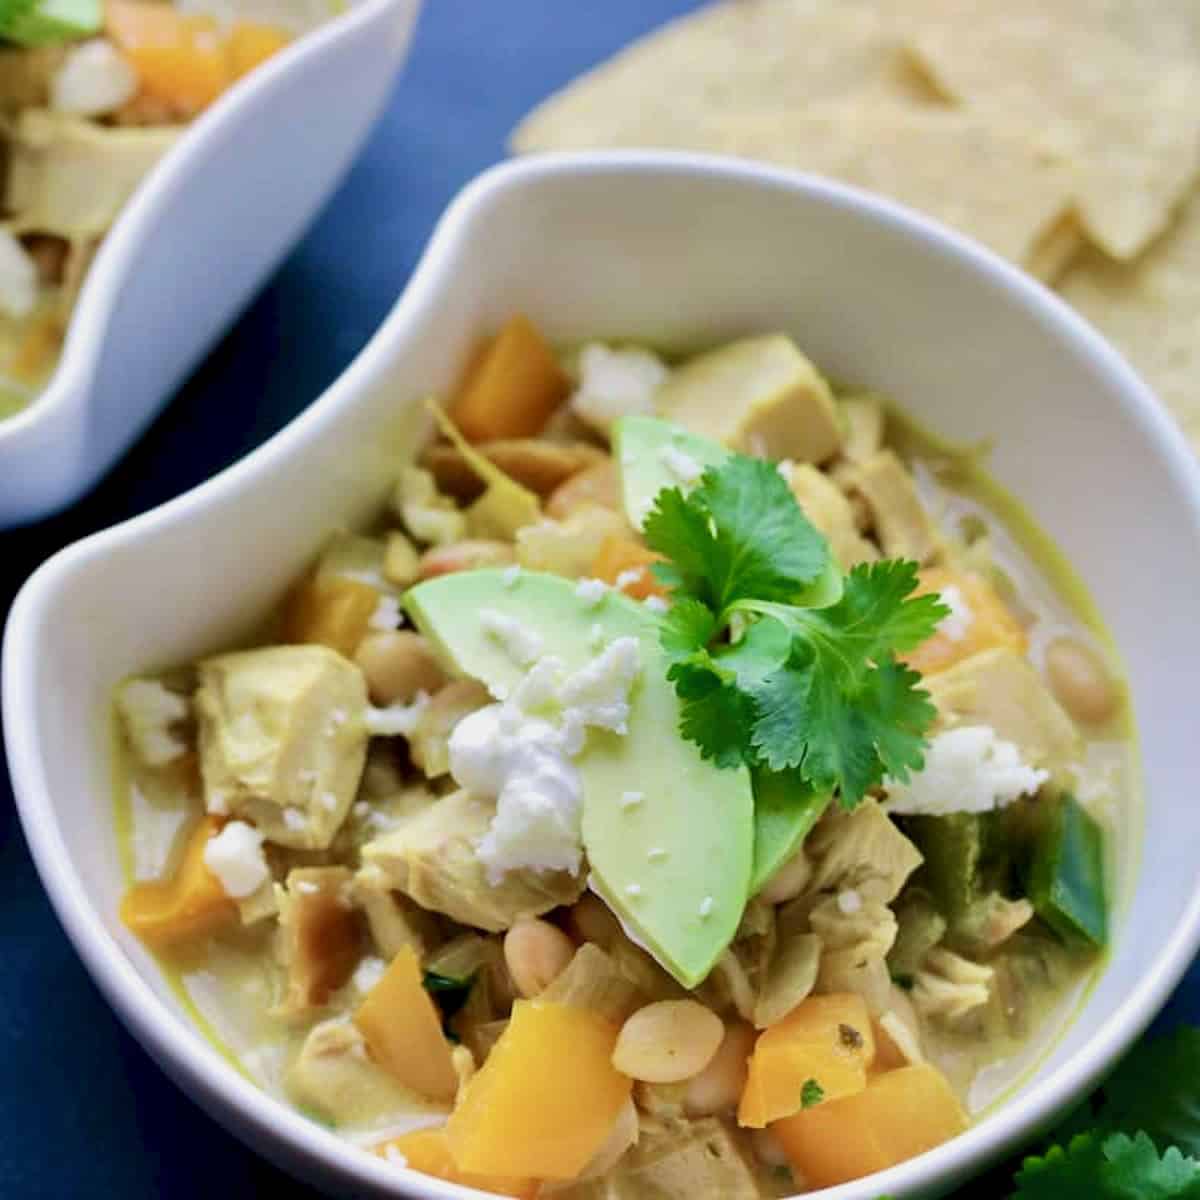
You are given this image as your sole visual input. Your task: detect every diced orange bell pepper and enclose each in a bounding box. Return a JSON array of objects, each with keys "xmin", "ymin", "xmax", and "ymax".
[
  {"xmin": 451, "ymin": 315, "xmax": 569, "ymax": 442},
  {"xmin": 120, "ymin": 816, "xmax": 236, "ymax": 948},
  {"xmin": 591, "ymin": 535, "xmax": 668, "ymax": 600},
  {"xmin": 354, "ymin": 945, "xmax": 458, "ymax": 1102},
  {"xmin": 374, "ymin": 1128, "xmax": 539, "ymax": 1199},
  {"xmin": 738, "ymin": 993, "xmax": 875, "ymax": 1128},
  {"xmin": 446, "ymin": 1000, "xmax": 632, "ymax": 1180},
  {"xmin": 281, "ymin": 576, "xmax": 380, "ymax": 659},
  {"xmin": 106, "ymin": 0, "xmax": 229, "ymax": 115},
  {"xmin": 225, "ymin": 21, "xmax": 290, "ymax": 79},
  {"xmin": 903, "ymin": 566, "xmax": 1026, "ymax": 676},
  {"xmin": 772, "ymin": 1063, "xmax": 968, "ymax": 1188}
]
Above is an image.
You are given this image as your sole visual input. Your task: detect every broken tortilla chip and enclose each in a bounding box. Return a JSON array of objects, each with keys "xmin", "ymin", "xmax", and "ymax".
[
  {"xmin": 1059, "ymin": 191, "xmax": 1200, "ymax": 454},
  {"xmin": 893, "ymin": 0, "xmax": 1200, "ymax": 260}
]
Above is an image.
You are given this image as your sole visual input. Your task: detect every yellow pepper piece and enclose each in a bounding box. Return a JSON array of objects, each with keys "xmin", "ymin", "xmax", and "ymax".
[
  {"xmin": 591, "ymin": 535, "xmax": 668, "ymax": 600},
  {"xmin": 446, "ymin": 1000, "xmax": 631, "ymax": 1180},
  {"xmin": 451, "ymin": 315, "xmax": 569, "ymax": 443},
  {"xmin": 119, "ymin": 816, "xmax": 236, "ymax": 948},
  {"xmin": 772, "ymin": 1063, "xmax": 968, "ymax": 1188},
  {"xmin": 374, "ymin": 1128, "xmax": 539, "ymax": 1199},
  {"xmin": 354, "ymin": 945, "xmax": 458, "ymax": 1103},
  {"xmin": 225, "ymin": 21, "xmax": 290, "ymax": 79},
  {"xmin": 738, "ymin": 993, "xmax": 875, "ymax": 1128}
]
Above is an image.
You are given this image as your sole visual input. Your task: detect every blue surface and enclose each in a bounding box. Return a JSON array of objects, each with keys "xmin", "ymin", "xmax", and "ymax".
[{"xmin": 0, "ymin": 3, "xmax": 1195, "ymax": 1196}]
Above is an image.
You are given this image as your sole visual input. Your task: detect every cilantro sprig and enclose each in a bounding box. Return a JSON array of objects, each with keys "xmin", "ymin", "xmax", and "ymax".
[{"xmin": 643, "ymin": 454, "xmax": 947, "ymax": 806}]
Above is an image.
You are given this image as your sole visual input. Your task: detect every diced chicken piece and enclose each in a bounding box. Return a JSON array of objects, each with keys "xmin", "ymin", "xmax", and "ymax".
[
  {"xmin": 786, "ymin": 462, "xmax": 879, "ymax": 569},
  {"xmin": 360, "ymin": 789, "xmax": 585, "ymax": 932},
  {"xmin": 114, "ymin": 677, "xmax": 190, "ymax": 767},
  {"xmin": 550, "ymin": 1114, "xmax": 760, "ymax": 1200},
  {"xmin": 838, "ymin": 393, "xmax": 886, "ymax": 464},
  {"xmin": 195, "ymin": 645, "xmax": 368, "ymax": 850},
  {"xmin": 409, "ymin": 679, "xmax": 492, "ymax": 778},
  {"xmin": 913, "ymin": 948, "xmax": 994, "ymax": 1028},
  {"xmin": 287, "ymin": 1018, "xmax": 425, "ymax": 1128},
  {"xmin": 353, "ymin": 864, "xmax": 441, "ymax": 959},
  {"xmin": 515, "ymin": 504, "xmax": 630, "ymax": 579},
  {"xmin": 806, "ymin": 800, "xmax": 923, "ymax": 904},
  {"xmin": 422, "ymin": 438, "xmax": 607, "ymax": 499},
  {"xmin": 569, "ymin": 342, "xmax": 671, "ymax": 436},
  {"xmin": 392, "ymin": 466, "xmax": 467, "ymax": 548},
  {"xmin": 273, "ymin": 867, "xmax": 363, "ymax": 1019},
  {"xmin": 925, "ymin": 647, "xmax": 1083, "ymax": 770},
  {"xmin": 955, "ymin": 893, "xmax": 1035, "ymax": 951},
  {"xmin": 655, "ymin": 334, "xmax": 842, "ymax": 463},
  {"xmin": 5, "ymin": 109, "xmax": 179, "ymax": 240},
  {"xmin": 851, "ymin": 450, "xmax": 940, "ymax": 563}
]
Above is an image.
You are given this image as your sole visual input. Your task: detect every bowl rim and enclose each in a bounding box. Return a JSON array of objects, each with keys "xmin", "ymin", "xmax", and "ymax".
[
  {"xmin": 0, "ymin": 0, "xmax": 407, "ymax": 448},
  {"xmin": 7, "ymin": 150, "xmax": 1200, "ymax": 1199}
]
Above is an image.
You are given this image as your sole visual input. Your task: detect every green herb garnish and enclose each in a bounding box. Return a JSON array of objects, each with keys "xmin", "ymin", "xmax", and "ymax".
[
  {"xmin": 643, "ymin": 454, "xmax": 947, "ymax": 805},
  {"xmin": 801, "ymin": 1078, "xmax": 825, "ymax": 1110}
]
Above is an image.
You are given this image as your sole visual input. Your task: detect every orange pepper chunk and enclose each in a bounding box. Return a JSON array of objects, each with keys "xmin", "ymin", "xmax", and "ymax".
[
  {"xmin": 446, "ymin": 1001, "xmax": 631, "ymax": 1180},
  {"xmin": 903, "ymin": 566, "xmax": 1026, "ymax": 676},
  {"xmin": 591, "ymin": 535, "xmax": 668, "ymax": 600},
  {"xmin": 374, "ymin": 1128, "xmax": 539, "ymax": 1199},
  {"xmin": 738, "ymin": 993, "xmax": 875, "ymax": 1128},
  {"xmin": 354, "ymin": 946, "xmax": 458, "ymax": 1102},
  {"xmin": 106, "ymin": 0, "xmax": 229, "ymax": 115},
  {"xmin": 451, "ymin": 315, "xmax": 569, "ymax": 442},
  {"xmin": 772, "ymin": 1063, "xmax": 968, "ymax": 1188},
  {"xmin": 281, "ymin": 576, "xmax": 380, "ymax": 659},
  {"xmin": 120, "ymin": 816, "xmax": 236, "ymax": 948},
  {"xmin": 225, "ymin": 21, "xmax": 290, "ymax": 79}
]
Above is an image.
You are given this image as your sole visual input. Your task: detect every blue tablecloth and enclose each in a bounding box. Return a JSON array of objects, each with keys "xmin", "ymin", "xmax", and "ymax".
[{"xmin": 2, "ymin": 4, "xmax": 1196, "ymax": 1196}]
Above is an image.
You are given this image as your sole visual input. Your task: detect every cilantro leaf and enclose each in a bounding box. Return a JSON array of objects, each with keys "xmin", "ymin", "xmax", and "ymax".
[
  {"xmin": 666, "ymin": 663, "xmax": 753, "ymax": 769},
  {"xmin": 659, "ymin": 597, "xmax": 720, "ymax": 664},
  {"xmin": 800, "ymin": 1078, "xmax": 825, "ymax": 1109},
  {"xmin": 1096, "ymin": 1027, "xmax": 1200, "ymax": 1158},
  {"xmin": 1014, "ymin": 1132, "xmax": 1200, "ymax": 1200},
  {"xmin": 645, "ymin": 456, "xmax": 828, "ymax": 609}
]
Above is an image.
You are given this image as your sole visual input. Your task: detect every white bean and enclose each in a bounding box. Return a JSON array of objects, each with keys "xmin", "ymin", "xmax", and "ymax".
[
  {"xmin": 683, "ymin": 1021, "xmax": 756, "ymax": 1116},
  {"xmin": 565, "ymin": 892, "xmax": 622, "ymax": 950},
  {"xmin": 354, "ymin": 630, "xmax": 445, "ymax": 705},
  {"xmin": 1044, "ymin": 635, "xmax": 1118, "ymax": 725},
  {"xmin": 503, "ymin": 918, "xmax": 575, "ymax": 998},
  {"xmin": 613, "ymin": 1000, "xmax": 725, "ymax": 1083},
  {"xmin": 417, "ymin": 539, "xmax": 515, "ymax": 580}
]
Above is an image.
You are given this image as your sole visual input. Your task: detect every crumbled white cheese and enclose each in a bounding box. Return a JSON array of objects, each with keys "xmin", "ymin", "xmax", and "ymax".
[
  {"xmin": 568, "ymin": 343, "xmax": 670, "ymax": 434},
  {"xmin": 282, "ymin": 807, "xmax": 307, "ymax": 832},
  {"xmin": 625, "ymin": 883, "xmax": 643, "ymax": 898},
  {"xmin": 575, "ymin": 577, "xmax": 608, "ymax": 608},
  {"xmin": 294, "ymin": 880, "xmax": 319, "ymax": 895},
  {"xmin": 114, "ymin": 678, "xmax": 189, "ymax": 767},
  {"xmin": 51, "ymin": 39, "xmax": 137, "ymax": 116},
  {"xmin": 615, "ymin": 568, "xmax": 642, "ymax": 590},
  {"xmin": 0, "ymin": 229, "xmax": 37, "ymax": 321},
  {"xmin": 449, "ymin": 638, "xmax": 642, "ymax": 884},
  {"xmin": 203, "ymin": 821, "xmax": 269, "ymax": 899},
  {"xmin": 883, "ymin": 726, "xmax": 1049, "ymax": 815},
  {"xmin": 502, "ymin": 564, "xmax": 522, "ymax": 589},
  {"xmin": 837, "ymin": 889, "xmax": 862, "ymax": 915},
  {"xmin": 659, "ymin": 444, "xmax": 703, "ymax": 484},
  {"xmin": 644, "ymin": 595, "xmax": 668, "ymax": 613},
  {"xmin": 206, "ymin": 788, "xmax": 230, "ymax": 817},
  {"xmin": 368, "ymin": 595, "xmax": 402, "ymax": 632},
  {"xmin": 647, "ymin": 847, "xmax": 668, "ymax": 863},
  {"xmin": 699, "ymin": 896, "xmax": 715, "ymax": 919},
  {"xmin": 777, "ymin": 459, "xmax": 796, "ymax": 482},
  {"xmin": 352, "ymin": 956, "xmax": 387, "ymax": 994},
  {"xmin": 937, "ymin": 585, "xmax": 974, "ymax": 642},
  {"xmin": 319, "ymin": 791, "xmax": 338, "ymax": 812},
  {"xmin": 480, "ymin": 608, "xmax": 545, "ymax": 667},
  {"xmin": 620, "ymin": 790, "xmax": 644, "ymax": 810},
  {"xmin": 365, "ymin": 691, "xmax": 429, "ymax": 737}
]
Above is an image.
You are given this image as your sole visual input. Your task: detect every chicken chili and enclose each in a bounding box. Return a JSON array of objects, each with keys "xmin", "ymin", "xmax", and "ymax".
[
  {"xmin": 114, "ymin": 316, "xmax": 1133, "ymax": 1196},
  {"xmin": 0, "ymin": 0, "xmax": 309, "ymax": 417}
]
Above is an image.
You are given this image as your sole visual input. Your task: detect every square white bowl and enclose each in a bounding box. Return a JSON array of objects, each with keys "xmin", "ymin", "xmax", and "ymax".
[
  {"xmin": 7, "ymin": 153, "xmax": 1200, "ymax": 1198},
  {"xmin": 0, "ymin": 0, "xmax": 422, "ymax": 529}
]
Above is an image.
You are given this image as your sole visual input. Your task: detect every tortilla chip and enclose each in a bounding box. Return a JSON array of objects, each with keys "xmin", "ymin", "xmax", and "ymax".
[
  {"xmin": 893, "ymin": 0, "xmax": 1200, "ymax": 260},
  {"xmin": 512, "ymin": 0, "xmax": 930, "ymax": 155},
  {"xmin": 1059, "ymin": 190, "xmax": 1200, "ymax": 451},
  {"xmin": 691, "ymin": 104, "xmax": 1079, "ymax": 279}
]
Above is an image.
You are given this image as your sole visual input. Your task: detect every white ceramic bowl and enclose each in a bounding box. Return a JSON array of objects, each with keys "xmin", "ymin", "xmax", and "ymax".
[
  {"xmin": 0, "ymin": 0, "xmax": 421, "ymax": 529},
  {"xmin": 7, "ymin": 153, "xmax": 1200, "ymax": 1198}
]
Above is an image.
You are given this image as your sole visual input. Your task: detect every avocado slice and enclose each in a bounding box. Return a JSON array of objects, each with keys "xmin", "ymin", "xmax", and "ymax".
[
  {"xmin": 749, "ymin": 768, "xmax": 830, "ymax": 896},
  {"xmin": 613, "ymin": 415, "xmax": 843, "ymax": 609},
  {"xmin": 653, "ymin": 334, "xmax": 842, "ymax": 465},
  {"xmin": 403, "ymin": 569, "xmax": 754, "ymax": 987},
  {"xmin": 1, "ymin": 0, "xmax": 100, "ymax": 45}
]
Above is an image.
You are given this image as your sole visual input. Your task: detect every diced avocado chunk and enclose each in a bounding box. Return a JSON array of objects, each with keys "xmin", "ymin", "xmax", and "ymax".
[
  {"xmin": 654, "ymin": 334, "xmax": 842, "ymax": 464},
  {"xmin": 613, "ymin": 414, "xmax": 843, "ymax": 608},
  {"xmin": 749, "ymin": 767, "xmax": 829, "ymax": 896},
  {"xmin": 905, "ymin": 813, "xmax": 986, "ymax": 922},
  {"xmin": 1027, "ymin": 795, "xmax": 1107, "ymax": 948},
  {"xmin": 1, "ymin": 0, "xmax": 100, "ymax": 45},
  {"xmin": 403, "ymin": 569, "xmax": 754, "ymax": 987},
  {"xmin": 195, "ymin": 645, "xmax": 367, "ymax": 850}
]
